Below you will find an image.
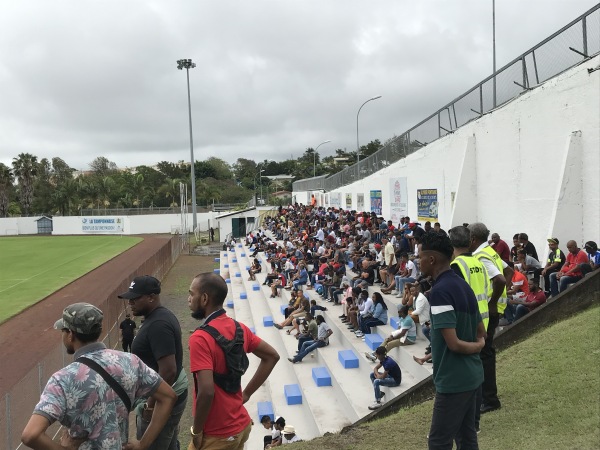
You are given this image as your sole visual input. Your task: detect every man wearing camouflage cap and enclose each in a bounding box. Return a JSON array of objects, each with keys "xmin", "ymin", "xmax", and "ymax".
[{"xmin": 21, "ymin": 303, "xmax": 177, "ymax": 450}]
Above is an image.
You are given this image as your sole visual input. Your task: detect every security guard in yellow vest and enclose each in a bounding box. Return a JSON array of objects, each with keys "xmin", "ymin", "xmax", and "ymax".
[
  {"xmin": 451, "ymin": 254, "xmax": 490, "ymax": 331},
  {"xmin": 468, "ymin": 223, "xmax": 513, "ymax": 415}
]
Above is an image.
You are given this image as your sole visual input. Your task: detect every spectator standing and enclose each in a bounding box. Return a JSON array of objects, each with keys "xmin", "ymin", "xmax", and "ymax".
[
  {"xmin": 119, "ymin": 313, "xmax": 136, "ymax": 353},
  {"xmin": 367, "ymin": 346, "xmax": 402, "ymax": 410},
  {"xmin": 549, "ymin": 240, "xmax": 588, "ymax": 297},
  {"xmin": 188, "ymin": 273, "xmax": 279, "ymax": 450},
  {"xmin": 21, "ymin": 303, "xmax": 177, "ymax": 450},
  {"xmin": 489, "ymin": 233, "xmax": 511, "ymax": 263},
  {"xmin": 469, "ymin": 223, "xmax": 513, "ymax": 415},
  {"xmin": 541, "ymin": 238, "xmax": 566, "ymax": 295},
  {"xmin": 421, "ymin": 232, "xmax": 486, "ymax": 450},
  {"xmin": 118, "ymin": 275, "xmax": 188, "ymax": 450}
]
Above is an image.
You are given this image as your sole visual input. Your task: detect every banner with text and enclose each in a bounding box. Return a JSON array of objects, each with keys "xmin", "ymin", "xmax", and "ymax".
[
  {"xmin": 81, "ymin": 217, "xmax": 124, "ymax": 233},
  {"xmin": 370, "ymin": 190, "xmax": 382, "ymax": 215},
  {"xmin": 390, "ymin": 177, "xmax": 408, "ymax": 223},
  {"xmin": 417, "ymin": 189, "xmax": 438, "ymax": 222}
]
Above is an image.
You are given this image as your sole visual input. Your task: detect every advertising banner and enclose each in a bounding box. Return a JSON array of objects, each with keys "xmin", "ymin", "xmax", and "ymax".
[
  {"xmin": 345, "ymin": 193, "xmax": 352, "ymax": 209},
  {"xmin": 417, "ymin": 189, "xmax": 439, "ymax": 222},
  {"xmin": 370, "ymin": 190, "xmax": 382, "ymax": 215},
  {"xmin": 357, "ymin": 193, "xmax": 365, "ymax": 211},
  {"xmin": 81, "ymin": 217, "xmax": 124, "ymax": 233},
  {"xmin": 390, "ymin": 177, "xmax": 408, "ymax": 223}
]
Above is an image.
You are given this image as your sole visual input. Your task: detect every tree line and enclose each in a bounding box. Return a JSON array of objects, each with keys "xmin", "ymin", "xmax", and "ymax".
[{"xmin": 0, "ymin": 140, "xmax": 384, "ymax": 217}]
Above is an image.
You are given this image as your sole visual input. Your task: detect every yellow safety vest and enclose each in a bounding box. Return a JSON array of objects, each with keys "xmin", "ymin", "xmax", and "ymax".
[
  {"xmin": 474, "ymin": 245, "xmax": 508, "ymax": 313},
  {"xmin": 451, "ymin": 255, "xmax": 490, "ymax": 331}
]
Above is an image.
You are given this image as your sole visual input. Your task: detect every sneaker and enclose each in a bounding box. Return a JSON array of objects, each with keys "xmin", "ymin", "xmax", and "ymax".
[
  {"xmin": 364, "ymin": 352, "xmax": 376, "ymax": 362},
  {"xmin": 368, "ymin": 401, "xmax": 382, "ymax": 410},
  {"xmin": 425, "ymin": 346, "xmax": 431, "ymax": 355},
  {"xmin": 391, "ymin": 290, "xmax": 398, "ymax": 295},
  {"xmin": 355, "ymin": 332, "xmax": 364, "ymax": 338},
  {"xmin": 498, "ymin": 318, "xmax": 510, "ymax": 326},
  {"xmin": 339, "ymin": 314, "xmax": 346, "ymax": 319},
  {"xmin": 395, "ymin": 293, "xmax": 402, "ymax": 298}
]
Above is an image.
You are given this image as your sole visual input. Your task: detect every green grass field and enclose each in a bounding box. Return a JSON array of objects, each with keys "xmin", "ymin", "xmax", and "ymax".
[
  {"xmin": 0, "ymin": 235, "xmax": 142, "ymax": 323},
  {"xmin": 290, "ymin": 305, "xmax": 600, "ymax": 450}
]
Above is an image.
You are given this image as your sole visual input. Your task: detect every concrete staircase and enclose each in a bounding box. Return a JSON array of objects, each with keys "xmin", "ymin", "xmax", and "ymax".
[{"xmin": 215, "ymin": 240, "xmax": 433, "ymax": 449}]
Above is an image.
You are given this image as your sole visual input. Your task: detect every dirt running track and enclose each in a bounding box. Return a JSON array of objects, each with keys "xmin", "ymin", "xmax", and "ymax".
[{"xmin": 0, "ymin": 234, "xmax": 173, "ymax": 395}]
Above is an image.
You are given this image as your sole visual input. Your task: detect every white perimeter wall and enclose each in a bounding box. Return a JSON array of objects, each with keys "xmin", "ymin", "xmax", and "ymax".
[
  {"xmin": 295, "ymin": 56, "xmax": 600, "ymax": 258},
  {"xmin": 0, "ymin": 212, "xmax": 219, "ymax": 236}
]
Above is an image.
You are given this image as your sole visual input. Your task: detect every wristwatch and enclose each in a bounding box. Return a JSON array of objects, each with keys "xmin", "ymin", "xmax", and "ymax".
[{"xmin": 190, "ymin": 426, "xmax": 202, "ymax": 436}]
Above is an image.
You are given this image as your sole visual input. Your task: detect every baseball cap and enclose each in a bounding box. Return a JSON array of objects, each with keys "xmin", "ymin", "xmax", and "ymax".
[
  {"xmin": 374, "ymin": 244, "xmax": 382, "ymax": 250},
  {"xmin": 54, "ymin": 303, "xmax": 103, "ymax": 334},
  {"xmin": 118, "ymin": 275, "xmax": 161, "ymax": 299},
  {"xmin": 547, "ymin": 238, "xmax": 559, "ymax": 244}
]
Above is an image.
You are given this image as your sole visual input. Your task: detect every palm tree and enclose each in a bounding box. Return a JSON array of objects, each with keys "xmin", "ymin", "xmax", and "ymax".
[
  {"xmin": 158, "ymin": 178, "xmax": 184, "ymax": 207},
  {"xmin": 0, "ymin": 163, "xmax": 14, "ymax": 217},
  {"xmin": 12, "ymin": 153, "xmax": 38, "ymax": 215}
]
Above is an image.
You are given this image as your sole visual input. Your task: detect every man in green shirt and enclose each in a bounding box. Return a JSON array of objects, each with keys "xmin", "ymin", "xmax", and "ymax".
[{"xmin": 420, "ymin": 232, "xmax": 486, "ymax": 450}]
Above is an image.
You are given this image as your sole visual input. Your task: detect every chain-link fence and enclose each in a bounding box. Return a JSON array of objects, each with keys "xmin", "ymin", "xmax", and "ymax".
[
  {"xmin": 0, "ymin": 236, "xmax": 181, "ymax": 450},
  {"xmin": 293, "ymin": 4, "xmax": 600, "ymax": 194}
]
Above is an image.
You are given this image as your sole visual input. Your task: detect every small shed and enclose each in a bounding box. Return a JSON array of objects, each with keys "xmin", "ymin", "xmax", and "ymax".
[{"xmin": 35, "ymin": 216, "xmax": 53, "ymax": 234}]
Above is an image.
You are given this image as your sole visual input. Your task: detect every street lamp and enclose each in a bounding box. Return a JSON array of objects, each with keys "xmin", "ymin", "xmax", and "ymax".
[
  {"xmin": 254, "ymin": 169, "xmax": 265, "ymax": 205},
  {"xmin": 313, "ymin": 140, "xmax": 332, "ymax": 177},
  {"xmin": 356, "ymin": 95, "xmax": 382, "ymax": 165},
  {"xmin": 176, "ymin": 58, "xmax": 198, "ymax": 232}
]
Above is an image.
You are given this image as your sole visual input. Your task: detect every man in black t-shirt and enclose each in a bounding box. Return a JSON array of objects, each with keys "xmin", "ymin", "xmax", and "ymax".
[
  {"xmin": 518, "ymin": 233, "xmax": 538, "ymax": 261},
  {"xmin": 119, "ymin": 313, "xmax": 136, "ymax": 353},
  {"xmin": 118, "ymin": 275, "xmax": 187, "ymax": 450}
]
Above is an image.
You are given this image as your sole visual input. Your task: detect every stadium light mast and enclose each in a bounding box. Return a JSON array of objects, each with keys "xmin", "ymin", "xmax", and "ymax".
[
  {"xmin": 176, "ymin": 58, "xmax": 198, "ymax": 232},
  {"xmin": 356, "ymin": 95, "xmax": 382, "ymax": 165},
  {"xmin": 313, "ymin": 140, "xmax": 332, "ymax": 177}
]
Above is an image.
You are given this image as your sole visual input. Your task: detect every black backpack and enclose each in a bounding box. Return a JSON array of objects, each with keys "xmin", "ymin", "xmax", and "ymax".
[{"xmin": 196, "ymin": 320, "xmax": 249, "ymax": 394}]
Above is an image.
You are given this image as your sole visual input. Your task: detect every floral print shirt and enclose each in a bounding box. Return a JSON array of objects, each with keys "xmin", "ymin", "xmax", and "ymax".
[{"xmin": 34, "ymin": 342, "xmax": 161, "ymax": 449}]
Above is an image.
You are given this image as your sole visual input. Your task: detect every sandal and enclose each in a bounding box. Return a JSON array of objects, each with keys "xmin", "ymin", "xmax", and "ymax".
[
  {"xmin": 274, "ymin": 324, "xmax": 283, "ymax": 329},
  {"xmin": 286, "ymin": 329, "xmax": 292, "ymax": 335}
]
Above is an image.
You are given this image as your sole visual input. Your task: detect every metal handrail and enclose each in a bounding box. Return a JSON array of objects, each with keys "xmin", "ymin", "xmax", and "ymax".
[{"xmin": 293, "ymin": 4, "xmax": 600, "ymax": 193}]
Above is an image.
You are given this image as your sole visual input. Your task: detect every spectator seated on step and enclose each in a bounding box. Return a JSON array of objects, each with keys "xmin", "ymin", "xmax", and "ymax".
[
  {"xmin": 275, "ymin": 298, "xmax": 309, "ymax": 330},
  {"xmin": 350, "ymin": 290, "xmax": 370, "ymax": 334},
  {"xmin": 288, "ymin": 315, "xmax": 332, "ymax": 363},
  {"xmin": 367, "ymin": 346, "xmax": 402, "ymax": 410},
  {"xmin": 394, "ymin": 253, "xmax": 418, "ymax": 298},
  {"xmin": 408, "ymin": 283, "xmax": 430, "ymax": 335},
  {"xmin": 516, "ymin": 249, "xmax": 543, "ymax": 282},
  {"xmin": 488, "ymin": 232, "xmax": 511, "ymax": 263},
  {"xmin": 582, "ymin": 241, "xmax": 600, "ymax": 275},
  {"xmin": 293, "ymin": 312, "xmax": 318, "ymax": 350},
  {"xmin": 261, "ymin": 415, "xmax": 283, "ymax": 449},
  {"xmin": 504, "ymin": 270, "xmax": 531, "ymax": 324},
  {"xmin": 519, "ymin": 232, "xmax": 539, "ymax": 261},
  {"xmin": 352, "ymin": 258, "xmax": 376, "ymax": 290},
  {"xmin": 288, "ymin": 262, "xmax": 308, "ymax": 291},
  {"xmin": 359, "ymin": 292, "xmax": 388, "ymax": 335},
  {"xmin": 504, "ymin": 280, "xmax": 546, "ymax": 324},
  {"xmin": 366, "ymin": 305, "xmax": 416, "ymax": 361},
  {"xmin": 549, "ymin": 240, "xmax": 588, "ymax": 297},
  {"xmin": 269, "ymin": 269, "xmax": 287, "ymax": 298},
  {"xmin": 541, "ymin": 238, "xmax": 566, "ymax": 295},
  {"xmin": 248, "ymin": 258, "xmax": 262, "ymax": 281}
]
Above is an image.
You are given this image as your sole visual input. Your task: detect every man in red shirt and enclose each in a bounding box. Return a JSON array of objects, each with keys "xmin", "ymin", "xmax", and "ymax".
[
  {"xmin": 188, "ymin": 273, "xmax": 279, "ymax": 450},
  {"xmin": 489, "ymin": 233, "xmax": 510, "ymax": 263},
  {"xmin": 549, "ymin": 240, "xmax": 588, "ymax": 297},
  {"xmin": 509, "ymin": 280, "xmax": 546, "ymax": 323}
]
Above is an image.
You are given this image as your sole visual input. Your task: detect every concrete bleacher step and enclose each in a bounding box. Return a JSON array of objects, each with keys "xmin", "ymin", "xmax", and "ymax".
[
  {"xmin": 233, "ymin": 241, "xmax": 433, "ymax": 445},
  {"xmin": 226, "ymin": 249, "xmax": 324, "ymax": 445},
  {"xmin": 248, "ymin": 249, "xmax": 408, "ymax": 420}
]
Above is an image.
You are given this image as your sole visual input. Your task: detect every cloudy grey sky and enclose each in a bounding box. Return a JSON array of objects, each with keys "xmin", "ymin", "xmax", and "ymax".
[{"xmin": 0, "ymin": 0, "xmax": 597, "ymax": 171}]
